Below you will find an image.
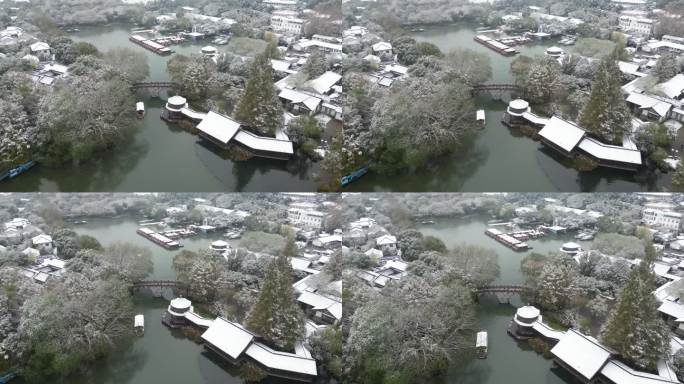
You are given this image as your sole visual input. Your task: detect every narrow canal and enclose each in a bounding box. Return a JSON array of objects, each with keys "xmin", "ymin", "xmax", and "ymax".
[
  {"xmin": 60, "ymin": 217, "xmax": 252, "ymax": 384},
  {"xmin": 417, "ymin": 216, "xmax": 587, "ymax": 384},
  {"xmin": 1, "ymin": 25, "xmax": 319, "ymax": 192},
  {"xmin": 347, "ymin": 23, "xmax": 666, "ymax": 192}
]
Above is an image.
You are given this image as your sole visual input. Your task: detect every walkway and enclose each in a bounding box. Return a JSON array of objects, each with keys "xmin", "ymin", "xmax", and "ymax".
[{"xmin": 167, "ymin": 96, "xmax": 294, "ymax": 159}]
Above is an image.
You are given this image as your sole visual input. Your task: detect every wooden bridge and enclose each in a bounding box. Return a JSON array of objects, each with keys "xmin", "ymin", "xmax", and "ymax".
[
  {"xmin": 131, "ymin": 82, "xmax": 178, "ymax": 96},
  {"xmin": 132, "ymin": 280, "xmax": 189, "ymax": 296},
  {"xmin": 474, "ymin": 285, "xmax": 530, "ymax": 303},
  {"xmin": 471, "ymin": 83, "xmax": 523, "ymax": 99}
]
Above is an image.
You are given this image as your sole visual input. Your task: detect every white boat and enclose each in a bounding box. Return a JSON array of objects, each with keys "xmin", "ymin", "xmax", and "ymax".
[
  {"xmin": 476, "ymin": 110, "xmax": 485, "ymax": 123},
  {"xmin": 136, "ymin": 102, "xmax": 145, "ymax": 119},
  {"xmin": 476, "ymin": 331, "xmax": 488, "ymax": 358},
  {"xmin": 134, "ymin": 314, "xmax": 144, "ymax": 335}
]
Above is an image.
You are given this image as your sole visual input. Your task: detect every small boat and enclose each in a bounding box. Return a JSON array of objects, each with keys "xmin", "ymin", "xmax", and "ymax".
[
  {"xmin": 476, "ymin": 331, "xmax": 488, "ymax": 358},
  {"xmin": 136, "ymin": 102, "xmax": 145, "ymax": 119},
  {"xmin": 476, "ymin": 109, "xmax": 485, "ymax": 124},
  {"xmin": 0, "ymin": 372, "xmax": 16, "ymax": 384},
  {"xmin": 134, "ymin": 314, "xmax": 145, "ymax": 335},
  {"xmin": 341, "ymin": 166, "xmax": 369, "ymax": 187},
  {"xmin": 421, "ymin": 220, "xmax": 435, "ymax": 225},
  {"xmin": 0, "ymin": 160, "xmax": 35, "ymax": 182}
]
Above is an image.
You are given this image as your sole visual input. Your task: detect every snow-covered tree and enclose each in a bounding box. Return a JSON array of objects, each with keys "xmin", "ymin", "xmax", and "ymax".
[
  {"xmin": 601, "ymin": 240, "xmax": 669, "ymax": 371},
  {"xmin": 245, "ymin": 246, "xmax": 304, "ymax": 350},
  {"xmin": 234, "ymin": 51, "xmax": 283, "ymax": 136},
  {"xmin": 579, "ymin": 54, "xmax": 631, "ymax": 144},
  {"xmin": 654, "ymin": 52, "xmax": 679, "ymax": 82}
]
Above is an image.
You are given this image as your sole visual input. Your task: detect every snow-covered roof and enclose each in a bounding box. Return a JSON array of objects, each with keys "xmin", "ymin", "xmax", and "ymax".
[
  {"xmin": 578, "ymin": 137, "xmax": 642, "ymax": 165},
  {"xmin": 170, "ymin": 297, "xmax": 192, "ymax": 310},
  {"xmin": 626, "ymin": 92, "xmax": 673, "ymax": 117},
  {"xmin": 196, "ymin": 111, "xmax": 241, "ymax": 145},
  {"xmin": 376, "ymin": 234, "xmax": 397, "ymax": 246},
  {"xmin": 200, "ymin": 317, "xmax": 256, "ymax": 359},
  {"xmin": 601, "ymin": 359, "xmax": 681, "ymax": 384},
  {"xmin": 658, "ymin": 300, "xmax": 684, "ymax": 320},
  {"xmin": 30, "ymin": 41, "xmax": 49, "ymax": 52},
  {"xmin": 136, "ymin": 102, "xmax": 145, "ymax": 111},
  {"xmin": 278, "ymin": 88, "xmax": 322, "ymax": 110},
  {"xmin": 306, "ymin": 71, "xmax": 342, "ymax": 94},
  {"xmin": 618, "ymin": 61, "xmax": 646, "ymax": 77},
  {"xmin": 31, "ymin": 234, "xmax": 52, "ymax": 245},
  {"xmin": 656, "ymin": 74, "xmax": 684, "ymax": 100},
  {"xmin": 317, "ymin": 234, "xmax": 342, "ymax": 244},
  {"xmin": 372, "ymin": 41, "xmax": 392, "ymax": 52},
  {"xmin": 379, "ymin": 259, "xmax": 408, "ymax": 273},
  {"xmin": 538, "ymin": 116, "xmax": 585, "ymax": 152},
  {"xmin": 245, "ymin": 342, "xmax": 317, "ymax": 376},
  {"xmin": 550, "ymin": 329, "xmax": 614, "ymax": 381},
  {"xmin": 291, "ymin": 257, "xmax": 312, "ymax": 271},
  {"xmin": 271, "ymin": 59, "xmax": 291, "ymax": 72},
  {"xmin": 384, "ymin": 64, "xmax": 408, "ymax": 76},
  {"xmin": 297, "ymin": 291, "xmax": 342, "ymax": 319},
  {"xmin": 233, "ymin": 130, "xmax": 294, "ymax": 155}
]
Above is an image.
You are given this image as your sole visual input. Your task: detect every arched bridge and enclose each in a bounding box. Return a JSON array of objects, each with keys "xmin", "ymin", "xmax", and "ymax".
[
  {"xmin": 132, "ymin": 280, "xmax": 189, "ymax": 295},
  {"xmin": 471, "ymin": 83, "xmax": 522, "ymax": 97},
  {"xmin": 474, "ymin": 285, "xmax": 530, "ymax": 303},
  {"xmin": 131, "ymin": 82, "xmax": 178, "ymax": 90},
  {"xmin": 475, "ymin": 284, "xmax": 530, "ymax": 294}
]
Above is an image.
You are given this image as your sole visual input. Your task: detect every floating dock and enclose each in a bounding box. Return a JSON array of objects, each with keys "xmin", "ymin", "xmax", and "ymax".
[
  {"xmin": 485, "ymin": 228, "xmax": 529, "ymax": 251},
  {"xmin": 129, "ymin": 35, "xmax": 173, "ymax": 55},
  {"xmin": 473, "ymin": 35, "xmax": 517, "ymax": 56},
  {"xmin": 136, "ymin": 227, "xmax": 181, "ymax": 249}
]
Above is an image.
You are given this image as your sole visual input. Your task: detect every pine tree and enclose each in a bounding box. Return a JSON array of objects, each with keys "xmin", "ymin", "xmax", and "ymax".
[
  {"xmin": 654, "ymin": 52, "xmax": 679, "ymax": 82},
  {"xmin": 579, "ymin": 54, "xmax": 631, "ymax": 144},
  {"xmin": 234, "ymin": 51, "xmax": 283, "ymax": 136},
  {"xmin": 601, "ymin": 239, "xmax": 669, "ymax": 371},
  {"xmin": 245, "ymin": 241, "xmax": 304, "ymax": 350},
  {"xmin": 303, "ymin": 50, "xmax": 328, "ymax": 79}
]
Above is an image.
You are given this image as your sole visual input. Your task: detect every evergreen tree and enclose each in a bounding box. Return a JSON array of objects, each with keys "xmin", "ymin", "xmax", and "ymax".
[
  {"xmin": 601, "ymin": 239, "xmax": 669, "ymax": 371},
  {"xmin": 673, "ymin": 160, "xmax": 684, "ymax": 191},
  {"xmin": 245, "ymin": 241, "xmax": 304, "ymax": 350},
  {"xmin": 654, "ymin": 52, "xmax": 679, "ymax": 82},
  {"xmin": 234, "ymin": 51, "xmax": 283, "ymax": 136},
  {"xmin": 302, "ymin": 49, "xmax": 328, "ymax": 78},
  {"xmin": 579, "ymin": 54, "xmax": 632, "ymax": 144}
]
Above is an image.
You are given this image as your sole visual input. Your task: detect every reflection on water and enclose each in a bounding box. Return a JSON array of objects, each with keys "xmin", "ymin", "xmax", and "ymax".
[
  {"xmin": 1, "ymin": 26, "xmax": 318, "ymax": 192},
  {"xmin": 418, "ymin": 216, "xmax": 585, "ymax": 384},
  {"xmin": 347, "ymin": 23, "xmax": 667, "ymax": 192}
]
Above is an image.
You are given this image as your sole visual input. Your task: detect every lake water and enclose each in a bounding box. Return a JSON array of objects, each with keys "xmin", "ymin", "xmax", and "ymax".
[
  {"xmin": 58, "ymin": 217, "xmax": 294, "ymax": 384},
  {"xmin": 346, "ymin": 23, "xmax": 667, "ymax": 192},
  {"xmin": 417, "ymin": 216, "xmax": 587, "ymax": 384},
  {"xmin": 1, "ymin": 25, "xmax": 320, "ymax": 192}
]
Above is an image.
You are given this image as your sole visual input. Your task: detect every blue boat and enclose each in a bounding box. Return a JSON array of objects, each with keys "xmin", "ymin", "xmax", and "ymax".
[
  {"xmin": 0, "ymin": 372, "xmax": 16, "ymax": 383},
  {"xmin": 0, "ymin": 160, "xmax": 35, "ymax": 182},
  {"xmin": 340, "ymin": 166, "xmax": 369, "ymax": 187}
]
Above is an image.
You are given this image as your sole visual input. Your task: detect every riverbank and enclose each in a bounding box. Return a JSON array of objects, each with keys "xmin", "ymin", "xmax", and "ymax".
[
  {"xmin": 0, "ymin": 24, "xmax": 321, "ymax": 192},
  {"xmin": 346, "ymin": 23, "xmax": 668, "ymax": 192},
  {"xmin": 417, "ymin": 216, "xmax": 591, "ymax": 384}
]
